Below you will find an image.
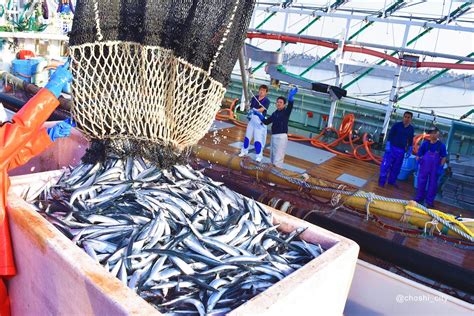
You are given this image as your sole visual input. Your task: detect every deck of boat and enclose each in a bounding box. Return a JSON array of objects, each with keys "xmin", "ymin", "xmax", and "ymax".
[
  {"xmin": 199, "ymin": 120, "xmax": 471, "ymax": 217},
  {"xmin": 197, "ymin": 120, "xmax": 474, "ymax": 296}
]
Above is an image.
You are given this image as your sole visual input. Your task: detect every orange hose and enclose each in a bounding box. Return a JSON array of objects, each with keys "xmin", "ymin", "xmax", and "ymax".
[
  {"xmin": 247, "ymin": 32, "xmax": 474, "ymax": 71},
  {"xmin": 215, "ymin": 99, "xmax": 248, "ymax": 128},
  {"xmin": 290, "ymin": 113, "xmax": 371, "ymax": 160},
  {"xmin": 363, "ymin": 133, "xmax": 382, "ymax": 164}
]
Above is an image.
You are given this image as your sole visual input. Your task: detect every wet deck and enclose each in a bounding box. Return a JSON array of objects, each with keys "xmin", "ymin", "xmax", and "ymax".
[{"xmin": 200, "ymin": 120, "xmax": 470, "ymax": 217}]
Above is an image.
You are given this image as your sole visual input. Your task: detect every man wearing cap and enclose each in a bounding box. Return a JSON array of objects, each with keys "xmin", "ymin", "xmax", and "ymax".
[{"xmin": 415, "ymin": 128, "xmax": 447, "ymax": 208}]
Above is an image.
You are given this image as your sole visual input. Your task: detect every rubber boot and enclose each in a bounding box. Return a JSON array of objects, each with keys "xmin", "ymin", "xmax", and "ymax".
[{"xmin": 254, "ymin": 141, "xmax": 263, "ymax": 162}]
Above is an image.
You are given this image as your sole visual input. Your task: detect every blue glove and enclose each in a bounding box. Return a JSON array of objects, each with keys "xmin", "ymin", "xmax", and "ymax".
[
  {"xmin": 405, "ymin": 146, "xmax": 413, "ymax": 158},
  {"xmin": 437, "ymin": 165, "xmax": 444, "ymax": 177},
  {"xmin": 247, "ymin": 109, "xmax": 265, "ymax": 121},
  {"xmin": 246, "ymin": 110, "xmax": 252, "ymax": 121},
  {"xmin": 45, "ymin": 61, "xmax": 73, "ymax": 98},
  {"xmin": 47, "ymin": 118, "xmax": 76, "ymax": 142},
  {"xmin": 288, "ymin": 87, "xmax": 298, "ymax": 102},
  {"xmin": 385, "ymin": 141, "xmax": 391, "ymax": 153},
  {"xmin": 252, "ymin": 109, "xmax": 265, "ymax": 121}
]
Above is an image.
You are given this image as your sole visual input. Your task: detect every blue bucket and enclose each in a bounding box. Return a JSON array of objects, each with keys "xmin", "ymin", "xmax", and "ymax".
[
  {"xmin": 12, "ymin": 59, "xmax": 40, "ymax": 83},
  {"xmin": 398, "ymin": 167, "xmax": 413, "ymax": 181},
  {"xmin": 397, "ymin": 155, "xmax": 416, "ymax": 180},
  {"xmin": 404, "ymin": 155, "xmax": 416, "ymax": 170}
]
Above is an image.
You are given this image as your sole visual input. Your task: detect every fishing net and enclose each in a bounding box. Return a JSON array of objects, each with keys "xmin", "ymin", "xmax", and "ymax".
[{"xmin": 69, "ymin": 0, "xmax": 254, "ymax": 164}]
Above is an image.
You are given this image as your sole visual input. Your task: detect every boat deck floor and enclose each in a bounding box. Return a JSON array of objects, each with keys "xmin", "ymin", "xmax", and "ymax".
[{"xmin": 200, "ymin": 120, "xmax": 471, "ymax": 217}]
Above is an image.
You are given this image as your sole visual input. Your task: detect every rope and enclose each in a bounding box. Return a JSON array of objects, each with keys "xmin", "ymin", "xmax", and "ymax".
[
  {"xmin": 330, "ymin": 184, "xmax": 346, "ymax": 207},
  {"xmin": 424, "ymin": 219, "xmax": 441, "ymax": 236},
  {"xmin": 405, "ymin": 205, "xmax": 474, "ymax": 240},
  {"xmin": 214, "ymin": 163, "xmax": 474, "ymax": 247},
  {"xmin": 208, "ymin": 0, "xmax": 240, "ymax": 74},
  {"xmin": 344, "ymin": 204, "xmax": 474, "ymax": 248},
  {"xmin": 399, "ymin": 206, "xmax": 411, "ymax": 223},
  {"xmin": 238, "ymin": 159, "xmax": 474, "ymax": 242},
  {"xmin": 93, "ymin": 0, "xmax": 103, "ymax": 41},
  {"xmin": 365, "ymin": 192, "xmax": 376, "ymax": 221}
]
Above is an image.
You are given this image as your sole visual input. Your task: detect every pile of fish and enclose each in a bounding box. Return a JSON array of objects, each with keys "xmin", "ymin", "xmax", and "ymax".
[{"xmin": 32, "ymin": 156, "xmax": 323, "ymax": 315}]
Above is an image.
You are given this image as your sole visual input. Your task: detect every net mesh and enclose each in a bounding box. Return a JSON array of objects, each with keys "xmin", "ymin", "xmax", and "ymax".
[
  {"xmin": 69, "ymin": 0, "xmax": 254, "ymax": 154},
  {"xmin": 70, "ymin": 42, "xmax": 226, "ymax": 150}
]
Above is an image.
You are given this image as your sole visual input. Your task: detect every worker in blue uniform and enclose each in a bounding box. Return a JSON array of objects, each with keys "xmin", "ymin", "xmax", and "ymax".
[
  {"xmin": 415, "ymin": 128, "xmax": 447, "ymax": 208},
  {"xmin": 260, "ymin": 87, "xmax": 297, "ymax": 168},
  {"xmin": 239, "ymin": 85, "xmax": 270, "ymax": 162},
  {"xmin": 378, "ymin": 111, "xmax": 414, "ymax": 188}
]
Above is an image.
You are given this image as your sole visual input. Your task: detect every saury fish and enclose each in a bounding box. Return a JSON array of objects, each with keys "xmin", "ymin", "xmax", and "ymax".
[{"xmin": 32, "ymin": 155, "xmax": 324, "ymax": 314}]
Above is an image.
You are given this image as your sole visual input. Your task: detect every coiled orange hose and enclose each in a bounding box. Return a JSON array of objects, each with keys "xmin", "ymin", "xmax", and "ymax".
[{"xmin": 215, "ymin": 98, "xmax": 248, "ymax": 128}]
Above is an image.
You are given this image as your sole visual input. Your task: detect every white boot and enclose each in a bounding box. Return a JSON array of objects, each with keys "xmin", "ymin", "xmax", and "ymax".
[
  {"xmin": 239, "ymin": 149, "xmax": 248, "ymax": 157},
  {"xmin": 255, "ymin": 155, "xmax": 263, "ymax": 162}
]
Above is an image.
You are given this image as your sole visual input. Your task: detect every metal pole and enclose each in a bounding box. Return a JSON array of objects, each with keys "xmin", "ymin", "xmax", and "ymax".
[
  {"xmin": 279, "ymin": 12, "xmax": 290, "ymax": 59},
  {"xmin": 327, "ymin": 18, "xmax": 351, "ymax": 128},
  {"xmin": 398, "ymin": 52, "xmax": 474, "ymax": 102},
  {"xmin": 298, "ymin": 0, "xmax": 406, "ymax": 76},
  {"xmin": 381, "ymin": 24, "xmax": 410, "ymax": 141},
  {"xmin": 460, "ymin": 109, "xmax": 474, "ymax": 120},
  {"xmin": 446, "ymin": 0, "xmax": 454, "ymax": 24},
  {"xmin": 255, "ymin": 11, "xmax": 277, "ymax": 29},
  {"xmin": 252, "ymin": 16, "xmax": 322, "ymax": 73},
  {"xmin": 343, "ymin": 2, "xmax": 471, "ymax": 89},
  {"xmin": 238, "ymin": 47, "xmax": 250, "ymax": 111},
  {"xmin": 300, "ymin": 1, "xmax": 403, "ymax": 76},
  {"xmin": 343, "ymin": 28, "xmax": 431, "ymax": 89},
  {"xmin": 252, "ymin": 5, "xmax": 474, "ymax": 32},
  {"xmin": 299, "ymin": 20, "xmax": 374, "ymax": 76},
  {"xmin": 382, "ymin": 0, "xmax": 389, "ymax": 17},
  {"xmin": 251, "ymin": 0, "xmax": 352, "ymax": 74},
  {"xmin": 240, "ymin": 9, "xmax": 271, "ymax": 111},
  {"xmin": 249, "ymin": 29, "xmax": 474, "ymax": 62}
]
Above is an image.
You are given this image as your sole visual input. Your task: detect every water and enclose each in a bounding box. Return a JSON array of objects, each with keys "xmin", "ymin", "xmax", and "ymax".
[{"xmin": 242, "ymin": 63, "xmax": 473, "ymax": 122}]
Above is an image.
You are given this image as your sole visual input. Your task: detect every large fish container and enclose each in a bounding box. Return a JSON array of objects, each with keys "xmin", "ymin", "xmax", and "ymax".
[{"xmin": 7, "ymin": 132, "xmax": 359, "ymax": 315}]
